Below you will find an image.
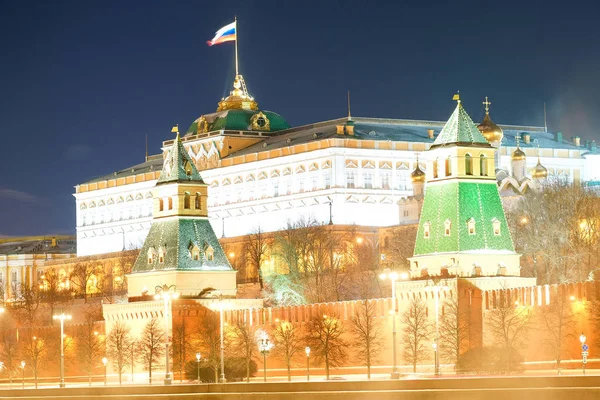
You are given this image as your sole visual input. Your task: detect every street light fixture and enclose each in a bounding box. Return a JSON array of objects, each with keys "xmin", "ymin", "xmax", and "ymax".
[
  {"xmin": 196, "ymin": 352, "xmax": 201, "ymax": 383},
  {"xmin": 425, "ymin": 277, "xmax": 448, "ymax": 377},
  {"xmin": 210, "ymin": 294, "xmax": 228, "ymax": 383},
  {"xmin": 258, "ymin": 331, "xmax": 274, "ymax": 383},
  {"xmin": 154, "ymin": 284, "xmax": 179, "ymax": 385},
  {"xmin": 580, "ymin": 333, "xmax": 588, "ymax": 375},
  {"xmin": 102, "ymin": 357, "xmax": 108, "ymax": 385},
  {"xmin": 20, "ymin": 361, "xmax": 25, "ymax": 389},
  {"xmin": 379, "ymin": 269, "xmax": 401, "ymax": 379},
  {"xmin": 52, "ymin": 312, "xmax": 72, "ymax": 388},
  {"xmin": 305, "ymin": 347, "xmax": 311, "ymax": 381}
]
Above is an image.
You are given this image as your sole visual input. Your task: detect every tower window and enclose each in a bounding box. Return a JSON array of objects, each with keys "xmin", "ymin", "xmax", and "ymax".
[
  {"xmin": 480, "ymin": 154, "xmax": 488, "ymax": 176},
  {"xmin": 184, "ymin": 192, "xmax": 190, "ymax": 209},
  {"xmin": 433, "ymin": 158, "xmax": 439, "ymax": 178},
  {"xmin": 168, "ymin": 197, "xmax": 173, "ymax": 210},
  {"xmin": 445, "ymin": 156, "xmax": 451, "ymax": 177},
  {"xmin": 159, "ymin": 198, "xmax": 164, "ymax": 212},
  {"xmin": 147, "ymin": 247, "xmax": 155, "ymax": 264},
  {"xmin": 158, "ymin": 247, "xmax": 165, "ymax": 263},
  {"xmin": 444, "ymin": 219, "xmax": 452, "ymax": 236},
  {"xmin": 492, "ymin": 218, "xmax": 501, "ymax": 236},
  {"xmin": 467, "ymin": 218, "xmax": 476, "ymax": 235},
  {"xmin": 195, "ymin": 193, "xmax": 201, "ymax": 209},
  {"xmin": 424, "ymin": 222, "xmax": 431, "ymax": 239},
  {"xmin": 465, "ymin": 154, "xmax": 473, "ymax": 176},
  {"xmin": 205, "ymin": 245, "xmax": 214, "ymax": 261}
]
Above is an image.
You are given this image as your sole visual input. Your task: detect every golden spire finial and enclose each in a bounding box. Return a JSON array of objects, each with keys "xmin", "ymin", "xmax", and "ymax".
[
  {"xmin": 171, "ymin": 124, "xmax": 179, "ymax": 135},
  {"xmin": 483, "ymin": 96, "xmax": 491, "ymax": 115},
  {"xmin": 347, "ymin": 90, "xmax": 352, "ymax": 120},
  {"xmin": 515, "ymin": 133, "xmax": 521, "ymax": 149},
  {"xmin": 452, "ymin": 91, "xmax": 460, "ymax": 104}
]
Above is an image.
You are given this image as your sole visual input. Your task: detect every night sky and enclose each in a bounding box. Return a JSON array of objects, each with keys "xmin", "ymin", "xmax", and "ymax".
[{"xmin": 1, "ymin": 0, "xmax": 599, "ymax": 237}]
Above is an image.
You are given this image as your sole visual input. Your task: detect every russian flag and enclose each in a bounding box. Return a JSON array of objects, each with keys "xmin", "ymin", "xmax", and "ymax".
[{"xmin": 207, "ymin": 21, "xmax": 236, "ymax": 46}]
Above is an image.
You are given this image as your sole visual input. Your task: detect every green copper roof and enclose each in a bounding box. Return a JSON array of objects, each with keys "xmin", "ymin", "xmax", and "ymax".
[
  {"xmin": 157, "ymin": 133, "xmax": 205, "ymax": 185},
  {"xmin": 413, "ymin": 182, "xmax": 515, "ymax": 255},
  {"xmin": 186, "ymin": 109, "xmax": 290, "ymax": 135},
  {"xmin": 432, "ymin": 103, "xmax": 490, "ymax": 148},
  {"xmin": 132, "ymin": 218, "xmax": 232, "ymax": 273}
]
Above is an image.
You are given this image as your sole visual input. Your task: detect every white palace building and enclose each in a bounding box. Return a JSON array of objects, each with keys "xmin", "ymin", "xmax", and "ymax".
[{"xmin": 74, "ymin": 75, "xmax": 600, "ymax": 257}]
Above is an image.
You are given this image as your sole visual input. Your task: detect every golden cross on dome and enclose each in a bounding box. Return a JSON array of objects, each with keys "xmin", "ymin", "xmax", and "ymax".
[
  {"xmin": 483, "ymin": 97, "xmax": 491, "ymax": 115},
  {"xmin": 515, "ymin": 134, "xmax": 521, "ymax": 148}
]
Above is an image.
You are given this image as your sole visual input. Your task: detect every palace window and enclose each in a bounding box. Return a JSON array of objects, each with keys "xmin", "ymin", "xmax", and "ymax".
[
  {"xmin": 467, "ymin": 218, "xmax": 476, "ymax": 235},
  {"xmin": 492, "ymin": 218, "xmax": 501, "ymax": 236},
  {"xmin": 363, "ymin": 171, "xmax": 373, "ymax": 189},
  {"xmin": 184, "ymin": 192, "xmax": 190, "ymax": 209},
  {"xmin": 424, "ymin": 222, "xmax": 431, "ymax": 239},
  {"xmin": 381, "ymin": 171, "xmax": 390, "ymax": 189},
  {"xmin": 273, "ymin": 181, "xmax": 279, "ymax": 197},
  {"xmin": 444, "ymin": 219, "xmax": 452, "ymax": 236},
  {"xmin": 465, "ymin": 154, "xmax": 473, "ymax": 176},
  {"xmin": 445, "ymin": 156, "xmax": 451, "ymax": 177},
  {"xmin": 480, "ymin": 154, "xmax": 488, "ymax": 176},
  {"xmin": 195, "ymin": 193, "xmax": 201, "ymax": 209},
  {"xmin": 324, "ymin": 172, "xmax": 331, "ymax": 189},
  {"xmin": 433, "ymin": 158, "xmax": 439, "ymax": 178},
  {"xmin": 346, "ymin": 170, "xmax": 356, "ymax": 188}
]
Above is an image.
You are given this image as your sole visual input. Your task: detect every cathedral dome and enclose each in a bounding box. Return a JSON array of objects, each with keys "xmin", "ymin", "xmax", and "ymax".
[
  {"xmin": 532, "ymin": 158, "xmax": 548, "ymax": 180},
  {"xmin": 477, "ymin": 114, "xmax": 504, "ymax": 143},
  {"xmin": 411, "ymin": 163, "xmax": 426, "ymax": 183},
  {"xmin": 512, "ymin": 147, "xmax": 526, "ymax": 161}
]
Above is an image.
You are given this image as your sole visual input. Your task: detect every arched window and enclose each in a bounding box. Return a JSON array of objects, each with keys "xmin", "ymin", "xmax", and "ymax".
[
  {"xmin": 467, "ymin": 218, "xmax": 476, "ymax": 235},
  {"xmin": 195, "ymin": 193, "xmax": 201, "ymax": 209},
  {"xmin": 444, "ymin": 219, "xmax": 452, "ymax": 236},
  {"xmin": 147, "ymin": 248, "xmax": 154, "ymax": 264},
  {"xmin": 480, "ymin": 154, "xmax": 488, "ymax": 176},
  {"xmin": 205, "ymin": 245, "xmax": 214, "ymax": 261},
  {"xmin": 184, "ymin": 192, "xmax": 190, "ymax": 209},
  {"xmin": 159, "ymin": 198, "xmax": 164, "ymax": 211},
  {"xmin": 433, "ymin": 158, "xmax": 439, "ymax": 178},
  {"xmin": 158, "ymin": 247, "xmax": 165, "ymax": 263},
  {"xmin": 465, "ymin": 154, "xmax": 473, "ymax": 176},
  {"xmin": 445, "ymin": 156, "xmax": 451, "ymax": 177},
  {"xmin": 492, "ymin": 218, "xmax": 501, "ymax": 236},
  {"xmin": 424, "ymin": 222, "xmax": 431, "ymax": 239},
  {"xmin": 168, "ymin": 197, "xmax": 173, "ymax": 210},
  {"xmin": 190, "ymin": 244, "xmax": 200, "ymax": 261}
]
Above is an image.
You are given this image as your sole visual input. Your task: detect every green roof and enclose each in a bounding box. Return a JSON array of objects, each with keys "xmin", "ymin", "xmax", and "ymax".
[
  {"xmin": 132, "ymin": 218, "xmax": 232, "ymax": 273},
  {"xmin": 432, "ymin": 103, "xmax": 491, "ymax": 148},
  {"xmin": 157, "ymin": 133, "xmax": 205, "ymax": 185},
  {"xmin": 186, "ymin": 109, "xmax": 290, "ymax": 135},
  {"xmin": 414, "ymin": 182, "xmax": 515, "ymax": 255}
]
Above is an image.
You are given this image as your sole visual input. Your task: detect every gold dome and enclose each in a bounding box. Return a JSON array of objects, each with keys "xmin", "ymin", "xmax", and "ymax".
[
  {"xmin": 477, "ymin": 114, "xmax": 504, "ymax": 143},
  {"xmin": 512, "ymin": 147, "xmax": 526, "ymax": 161},
  {"xmin": 532, "ymin": 158, "xmax": 548, "ymax": 180},
  {"xmin": 411, "ymin": 163, "xmax": 426, "ymax": 183},
  {"xmin": 217, "ymin": 74, "xmax": 259, "ymax": 112}
]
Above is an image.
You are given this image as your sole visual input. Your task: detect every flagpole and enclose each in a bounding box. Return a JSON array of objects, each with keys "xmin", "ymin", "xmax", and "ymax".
[{"xmin": 234, "ymin": 16, "xmax": 239, "ymax": 76}]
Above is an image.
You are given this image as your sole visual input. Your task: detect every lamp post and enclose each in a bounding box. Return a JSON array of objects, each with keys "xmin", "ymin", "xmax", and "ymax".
[
  {"xmin": 52, "ymin": 312, "xmax": 72, "ymax": 388},
  {"xmin": 378, "ymin": 269, "xmax": 402, "ymax": 379},
  {"xmin": 305, "ymin": 347, "xmax": 311, "ymax": 381},
  {"xmin": 580, "ymin": 333, "xmax": 588, "ymax": 375},
  {"xmin": 425, "ymin": 277, "xmax": 447, "ymax": 377},
  {"xmin": 258, "ymin": 331, "xmax": 274, "ymax": 383},
  {"xmin": 155, "ymin": 284, "xmax": 179, "ymax": 385},
  {"xmin": 196, "ymin": 352, "xmax": 201, "ymax": 382},
  {"xmin": 102, "ymin": 357, "xmax": 108, "ymax": 385},
  {"xmin": 210, "ymin": 295, "xmax": 228, "ymax": 383},
  {"xmin": 21, "ymin": 361, "xmax": 25, "ymax": 389}
]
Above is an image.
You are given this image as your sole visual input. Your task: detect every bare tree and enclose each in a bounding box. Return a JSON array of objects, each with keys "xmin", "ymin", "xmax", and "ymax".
[
  {"xmin": 14, "ymin": 283, "xmax": 42, "ymax": 327},
  {"xmin": 487, "ymin": 289, "xmax": 533, "ymax": 373},
  {"xmin": 439, "ymin": 294, "xmax": 470, "ymax": 368},
  {"xmin": 138, "ymin": 317, "xmax": 165, "ymax": 384},
  {"xmin": 70, "ymin": 261, "xmax": 100, "ymax": 302},
  {"xmin": 273, "ymin": 321, "xmax": 302, "ymax": 381},
  {"xmin": 0, "ymin": 335, "xmax": 19, "ymax": 386},
  {"xmin": 39, "ymin": 268, "xmax": 71, "ymax": 323},
  {"xmin": 227, "ymin": 318, "xmax": 258, "ymax": 382},
  {"xmin": 172, "ymin": 317, "xmax": 190, "ymax": 382},
  {"xmin": 538, "ymin": 291, "xmax": 578, "ymax": 372},
  {"xmin": 23, "ymin": 335, "xmax": 48, "ymax": 388},
  {"xmin": 348, "ymin": 300, "xmax": 384, "ymax": 379},
  {"xmin": 401, "ymin": 298, "xmax": 432, "ymax": 373},
  {"xmin": 106, "ymin": 320, "xmax": 133, "ymax": 385},
  {"xmin": 195, "ymin": 311, "xmax": 222, "ymax": 382},
  {"xmin": 304, "ymin": 314, "xmax": 348, "ymax": 379},
  {"xmin": 75, "ymin": 308, "xmax": 105, "ymax": 385},
  {"xmin": 245, "ymin": 227, "xmax": 271, "ymax": 288}
]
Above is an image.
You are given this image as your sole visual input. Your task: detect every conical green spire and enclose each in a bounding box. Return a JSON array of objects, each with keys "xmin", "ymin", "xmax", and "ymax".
[
  {"xmin": 432, "ymin": 103, "xmax": 490, "ymax": 148},
  {"xmin": 157, "ymin": 133, "xmax": 204, "ymax": 184}
]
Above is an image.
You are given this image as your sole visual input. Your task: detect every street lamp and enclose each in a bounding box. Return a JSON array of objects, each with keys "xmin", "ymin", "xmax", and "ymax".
[
  {"xmin": 20, "ymin": 361, "xmax": 25, "ymax": 389},
  {"xmin": 258, "ymin": 331, "xmax": 274, "ymax": 383},
  {"xmin": 580, "ymin": 333, "xmax": 588, "ymax": 375},
  {"xmin": 305, "ymin": 347, "xmax": 311, "ymax": 381},
  {"xmin": 379, "ymin": 269, "xmax": 400, "ymax": 379},
  {"xmin": 196, "ymin": 352, "xmax": 201, "ymax": 382},
  {"xmin": 155, "ymin": 284, "xmax": 179, "ymax": 385},
  {"xmin": 425, "ymin": 277, "xmax": 448, "ymax": 377},
  {"xmin": 52, "ymin": 312, "xmax": 72, "ymax": 388},
  {"xmin": 102, "ymin": 357, "xmax": 108, "ymax": 385},
  {"xmin": 210, "ymin": 294, "xmax": 228, "ymax": 383}
]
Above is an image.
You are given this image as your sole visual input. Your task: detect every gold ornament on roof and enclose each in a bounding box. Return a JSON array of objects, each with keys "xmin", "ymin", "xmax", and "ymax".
[
  {"xmin": 532, "ymin": 146, "xmax": 548, "ymax": 179},
  {"xmin": 250, "ymin": 111, "xmax": 270, "ymax": 131},
  {"xmin": 512, "ymin": 134, "xmax": 526, "ymax": 161},
  {"xmin": 477, "ymin": 97, "xmax": 504, "ymax": 143},
  {"xmin": 196, "ymin": 116, "xmax": 208, "ymax": 134},
  {"xmin": 411, "ymin": 159, "xmax": 426, "ymax": 183},
  {"xmin": 217, "ymin": 74, "xmax": 259, "ymax": 112}
]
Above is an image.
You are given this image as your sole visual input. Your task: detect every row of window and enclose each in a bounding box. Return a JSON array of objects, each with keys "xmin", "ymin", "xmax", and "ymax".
[
  {"xmin": 432, "ymin": 154, "xmax": 489, "ymax": 178},
  {"xmin": 423, "ymin": 218, "xmax": 502, "ymax": 238},
  {"xmin": 147, "ymin": 243, "xmax": 215, "ymax": 264}
]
